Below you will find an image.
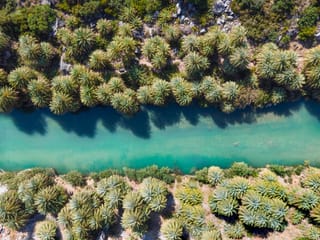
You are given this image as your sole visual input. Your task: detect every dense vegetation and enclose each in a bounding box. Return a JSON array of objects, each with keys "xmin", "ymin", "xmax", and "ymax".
[
  {"xmin": 0, "ymin": 0, "xmax": 320, "ymax": 115},
  {"xmin": 1, "ymin": 163, "xmax": 320, "ymax": 239}
]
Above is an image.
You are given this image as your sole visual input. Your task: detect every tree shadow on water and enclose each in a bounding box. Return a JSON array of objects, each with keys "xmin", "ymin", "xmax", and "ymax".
[
  {"xmin": 9, "ymin": 109, "xmax": 47, "ymax": 135},
  {"xmin": 305, "ymin": 99, "xmax": 320, "ymax": 121}
]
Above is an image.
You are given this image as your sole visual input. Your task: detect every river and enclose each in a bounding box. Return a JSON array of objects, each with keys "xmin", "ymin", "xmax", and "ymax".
[{"xmin": 0, "ymin": 100, "xmax": 319, "ymax": 173}]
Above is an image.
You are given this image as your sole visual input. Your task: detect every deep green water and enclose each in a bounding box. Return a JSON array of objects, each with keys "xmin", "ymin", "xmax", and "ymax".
[{"xmin": 1, "ymin": 101, "xmax": 320, "ymax": 173}]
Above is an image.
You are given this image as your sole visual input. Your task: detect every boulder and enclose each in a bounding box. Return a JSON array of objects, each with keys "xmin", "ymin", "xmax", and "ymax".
[{"xmin": 213, "ymin": 1, "xmax": 226, "ymax": 15}]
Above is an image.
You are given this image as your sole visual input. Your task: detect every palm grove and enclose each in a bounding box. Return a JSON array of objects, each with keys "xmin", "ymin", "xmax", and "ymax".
[
  {"xmin": 2, "ymin": 163, "xmax": 320, "ymax": 239},
  {"xmin": 1, "ymin": 2, "xmax": 320, "ymax": 115}
]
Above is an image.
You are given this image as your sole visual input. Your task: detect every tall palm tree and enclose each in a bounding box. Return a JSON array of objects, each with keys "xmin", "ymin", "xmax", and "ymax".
[
  {"xmin": 38, "ymin": 42, "xmax": 57, "ymax": 69},
  {"xmin": 0, "ymin": 190, "xmax": 30, "ymax": 230},
  {"xmin": 122, "ymin": 192, "xmax": 144, "ymax": 211},
  {"xmin": 230, "ymin": 26, "xmax": 248, "ymax": 48},
  {"xmin": 142, "ymin": 36, "xmax": 170, "ymax": 70},
  {"xmin": 96, "ymin": 175, "xmax": 129, "ymax": 198},
  {"xmin": 181, "ymin": 34, "xmax": 200, "ymax": 55},
  {"xmin": 311, "ymin": 204, "xmax": 320, "ymax": 224},
  {"xmin": 208, "ymin": 166, "xmax": 224, "ymax": 186},
  {"xmin": 229, "ymin": 47, "xmax": 250, "ymax": 71},
  {"xmin": 241, "ymin": 191, "xmax": 262, "ymax": 211},
  {"xmin": 57, "ymin": 206, "xmax": 73, "ymax": 229},
  {"xmin": 162, "ymin": 24, "xmax": 182, "ymax": 44},
  {"xmin": 223, "ymin": 177, "xmax": 250, "ymax": 199},
  {"xmin": 34, "ymin": 185, "xmax": 68, "ymax": 215},
  {"xmin": 89, "ymin": 50, "xmax": 111, "ymax": 71},
  {"xmin": 80, "ymin": 85, "xmax": 98, "ymax": 107},
  {"xmin": 183, "ymin": 52, "xmax": 209, "ymax": 79},
  {"xmin": 107, "ymin": 36, "xmax": 137, "ymax": 65},
  {"xmin": 201, "ymin": 229, "xmax": 222, "ymax": 240},
  {"xmin": 0, "ymin": 68, "xmax": 7, "ymax": 86},
  {"xmin": 121, "ymin": 208, "xmax": 146, "ymax": 231},
  {"xmin": 136, "ymin": 85, "xmax": 153, "ymax": 104},
  {"xmin": 139, "ymin": 177, "xmax": 167, "ymax": 204},
  {"xmin": 224, "ymin": 222, "xmax": 246, "ymax": 239},
  {"xmin": 222, "ymin": 81, "xmax": 239, "ymax": 101},
  {"xmin": 150, "ymin": 79, "xmax": 171, "ymax": 105},
  {"xmin": 256, "ymin": 45, "xmax": 279, "ymax": 79},
  {"xmin": 51, "ymin": 75, "xmax": 78, "ymax": 95},
  {"xmin": 216, "ymin": 198, "xmax": 239, "ymax": 217},
  {"xmin": 27, "ymin": 77, "xmax": 51, "ymax": 108},
  {"xmin": 96, "ymin": 19, "xmax": 115, "ymax": 38},
  {"xmin": 34, "ymin": 220, "xmax": 57, "ymax": 240},
  {"xmin": 0, "ymin": 86, "xmax": 18, "ymax": 112},
  {"xmin": 160, "ymin": 219, "xmax": 183, "ymax": 240},
  {"xmin": 18, "ymin": 35, "xmax": 41, "ymax": 68},
  {"xmin": 170, "ymin": 76, "xmax": 194, "ymax": 106},
  {"xmin": 294, "ymin": 189, "xmax": 320, "ymax": 211},
  {"xmin": 217, "ymin": 33, "xmax": 233, "ymax": 56},
  {"xmin": 71, "ymin": 27, "xmax": 96, "ymax": 59},
  {"xmin": 71, "ymin": 65, "xmax": 103, "ymax": 87},
  {"xmin": 199, "ymin": 26, "xmax": 223, "ymax": 57},
  {"xmin": 96, "ymin": 83, "xmax": 113, "ymax": 105},
  {"xmin": 302, "ymin": 171, "xmax": 320, "ymax": 193},
  {"xmin": 111, "ymin": 89, "xmax": 140, "ymax": 115},
  {"xmin": 107, "ymin": 77, "xmax": 126, "ymax": 93},
  {"xmin": 0, "ymin": 30, "xmax": 9, "ymax": 51},
  {"xmin": 176, "ymin": 185, "xmax": 203, "ymax": 206},
  {"xmin": 49, "ymin": 92, "xmax": 80, "ymax": 115},
  {"xmin": 8, "ymin": 66, "xmax": 37, "ymax": 90}
]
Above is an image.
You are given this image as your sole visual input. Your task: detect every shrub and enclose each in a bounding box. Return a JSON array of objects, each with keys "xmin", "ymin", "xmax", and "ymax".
[
  {"xmin": 298, "ymin": 7, "xmax": 319, "ymax": 41},
  {"xmin": 225, "ymin": 162, "xmax": 258, "ymax": 178},
  {"xmin": 62, "ymin": 171, "xmax": 86, "ymax": 187}
]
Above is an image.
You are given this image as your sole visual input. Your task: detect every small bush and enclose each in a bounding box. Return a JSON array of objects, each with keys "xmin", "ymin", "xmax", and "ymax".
[
  {"xmin": 62, "ymin": 170, "xmax": 86, "ymax": 187},
  {"xmin": 225, "ymin": 162, "xmax": 258, "ymax": 178}
]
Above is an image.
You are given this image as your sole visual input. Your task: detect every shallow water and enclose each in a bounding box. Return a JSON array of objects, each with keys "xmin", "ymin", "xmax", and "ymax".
[{"xmin": 1, "ymin": 100, "xmax": 320, "ymax": 173}]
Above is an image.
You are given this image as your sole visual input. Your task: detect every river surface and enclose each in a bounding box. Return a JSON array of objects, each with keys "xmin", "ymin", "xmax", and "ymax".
[{"xmin": 0, "ymin": 100, "xmax": 320, "ymax": 173}]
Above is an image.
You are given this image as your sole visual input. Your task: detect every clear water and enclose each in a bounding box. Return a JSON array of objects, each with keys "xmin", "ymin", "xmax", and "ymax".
[{"xmin": 1, "ymin": 100, "xmax": 320, "ymax": 173}]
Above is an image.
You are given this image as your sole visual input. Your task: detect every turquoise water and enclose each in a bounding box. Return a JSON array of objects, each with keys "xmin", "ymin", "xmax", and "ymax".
[{"xmin": 0, "ymin": 101, "xmax": 320, "ymax": 173}]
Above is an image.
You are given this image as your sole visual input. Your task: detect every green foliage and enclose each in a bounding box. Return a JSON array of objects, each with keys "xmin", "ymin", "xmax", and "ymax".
[
  {"xmin": 225, "ymin": 162, "xmax": 258, "ymax": 178},
  {"xmin": 298, "ymin": 7, "xmax": 319, "ymax": 41},
  {"xmin": 62, "ymin": 170, "xmax": 86, "ymax": 187},
  {"xmin": 224, "ymin": 222, "xmax": 246, "ymax": 239},
  {"xmin": 35, "ymin": 220, "xmax": 57, "ymax": 240},
  {"xmin": 160, "ymin": 218, "xmax": 183, "ymax": 240},
  {"xmin": 0, "ymin": 86, "xmax": 18, "ymax": 112},
  {"xmin": 176, "ymin": 183, "xmax": 203, "ymax": 205},
  {"xmin": 27, "ymin": 5, "xmax": 56, "ymax": 38},
  {"xmin": 183, "ymin": 52, "xmax": 209, "ymax": 79},
  {"xmin": 289, "ymin": 208, "xmax": 305, "ymax": 225}
]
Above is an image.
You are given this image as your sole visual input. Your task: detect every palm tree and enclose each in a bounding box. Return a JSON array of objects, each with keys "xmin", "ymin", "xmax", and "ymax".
[
  {"xmin": 38, "ymin": 42, "xmax": 56, "ymax": 69},
  {"xmin": 142, "ymin": 36, "xmax": 170, "ymax": 70},
  {"xmin": 216, "ymin": 198, "xmax": 239, "ymax": 217},
  {"xmin": 56, "ymin": 28, "xmax": 73, "ymax": 46},
  {"xmin": 71, "ymin": 65, "xmax": 103, "ymax": 87},
  {"xmin": 229, "ymin": 47, "xmax": 250, "ymax": 71},
  {"xmin": 96, "ymin": 19, "xmax": 115, "ymax": 38},
  {"xmin": 49, "ymin": 92, "xmax": 80, "ymax": 115},
  {"xmin": 8, "ymin": 66, "xmax": 37, "ymax": 90},
  {"xmin": 311, "ymin": 204, "xmax": 320, "ymax": 224},
  {"xmin": 139, "ymin": 177, "xmax": 167, "ymax": 204},
  {"xmin": 275, "ymin": 69, "xmax": 305, "ymax": 90},
  {"xmin": 71, "ymin": 27, "xmax": 96, "ymax": 59},
  {"xmin": 89, "ymin": 50, "xmax": 111, "ymax": 71},
  {"xmin": 117, "ymin": 23, "xmax": 134, "ymax": 38},
  {"xmin": 181, "ymin": 34, "xmax": 200, "ymax": 55},
  {"xmin": 241, "ymin": 191, "xmax": 262, "ymax": 211},
  {"xmin": 87, "ymin": 208, "xmax": 104, "ymax": 231},
  {"xmin": 254, "ymin": 180, "xmax": 287, "ymax": 200},
  {"xmin": 230, "ymin": 26, "xmax": 248, "ymax": 48},
  {"xmin": 96, "ymin": 83, "xmax": 113, "ymax": 105},
  {"xmin": 18, "ymin": 35, "xmax": 41, "ymax": 68},
  {"xmin": 0, "ymin": 30, "xmax": 9, "ymax": 51},
  {"xmin": 80, "ymin": 85, "xmax": 98, "ymax": 107},
  {"xmin": 256, "ymin": 46, "xmax": 279, "ymax": 79},
  {"xmin": 294, "ymin": 189, "xmax": 320, "ymax": 211},
  {"xmin": 103, "ymin": 189, "xmax": 123, "ymax": 210},
  {"xmin": 183, "ymin": 52, "xmax": 209, "ymax": 79},
  {"xmin": 271, "ymin": 87, "xmax": 286, "ymax": 104},
  {"xmin": 199, "ymin": 27, "xmax": 223, "ymax": 57},
  {"xmin": 148, "ymin": 195, "xmax": 167, "ymax": 212},
  {"xmin": 200, "ymin": 76, "xmax": 222, "ymax": 103},
  {"xmin": 176, "ymin": 185, "xmax": 203, "ymax": 206},
  {"xmin": 239, "ymin": 206, "xmax": 257, "ymax": 227},
  {"xmin": 28, "ymin": 77, "xmax": 51, "ymax": 108},
  {"xmin": 96, "ymin": 175, "xmax": 129, "ymax": 198},
  {"xmin": 136, "ymin": 85, "xmax": 153, "ymax": 104},
  {"xmin": 208, "ymin": 166, "xmax": 224, "ymax": 186},
  {"xmin": 222, "ymin": 81, "xmax": 239, "ymax": 101},
  {"xmin": 107, "ymin": 36, "xmax": 137, "ymax": 65},
  {"xmin": 302, "ymin": 171, "xmax": 320, "ymax": 193},
  {"xmin": 107, "ymin": 77, "xmax": 126, "ymax": 94},
  {"xmin": 34, "ymin": 186, "xmax": 68, "ymax": 215},
  {"xmin": 111, "ymin": 89, "xmax": 140, "ymax": 115},
  {"xmin": 201, "ymin": 229, "xmax": 222, "ymax": 240},
  {"xmin": 51, "ymin": 75, "xmax": 78, "ymax": 95},
  {"xmin": 34, "ymin": 220, "xmax": 57, "ymax": 240},
  {"xmin": 162, "ymin": 24, "xmax": 182, "ymax": 44},
  {"xmin": 122, "ymin": 192, "xmax": 144, "ymax": 211},
  {"xmin": 121, "ymin": 208, "xmax": 146, "ymax": 231},
  {"xmin": 160, "ymin": 219, "xmax": 183, "ymax": 240},
  {"xmin": 217, "ymin": 33, "xmax": 233, "ymax": 56},
  {"xmin": 0, "ymin": 86, "xmax": 18, "ymax": 112},
  {"xmin": 224, "ymin": 222, "xmax": 246, "ymax": 239},
  {"xmin": 0, "ymin": 68, "xmax": 7, "ymax": 86},
  {"xmin": 0, "ymin": 190, "xmax": 30, "ymax": 230},
  {"xmin": 57, "ymin": 206, "xmax": 73, "ymax": 229},
  {"xmin": 288, "ymin": 209, "xmax": 305, "ymax": 225},
  {"xmin": 224, "ymin": 177, "xmax": 250, "ymax": 199},
  {"xmin": 305, "ymin": 226, "xmax": 320, "ymax": 240},
  {"xmin": 170, "ymin": 77, "xmax": 195, "ymax": 106},
  {"xmin": 150, "ymin": 79, "xmax": 171, "ymax": 105}
]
